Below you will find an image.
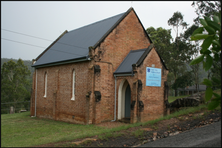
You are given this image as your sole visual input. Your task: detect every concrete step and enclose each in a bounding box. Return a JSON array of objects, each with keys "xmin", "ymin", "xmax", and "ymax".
[{"xmin": 118, "ymin": 118, "xmax": 130, "ymax": 123}]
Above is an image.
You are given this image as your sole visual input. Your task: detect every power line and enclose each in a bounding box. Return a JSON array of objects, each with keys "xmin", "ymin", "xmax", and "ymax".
[
  {"xmin": 1, "ymin": 38, "xmax": 46, "ymax": 48},
  {"xmin": 1, "ymin": 37, "xmax": 87, "ymax": 57},
  {"xmin": 1, "ymin": 28, "xmax": 52, "ymax": 42},
  {"xmin": 1, "ymin": 28, "xmax": 88, "ymax": 50}
]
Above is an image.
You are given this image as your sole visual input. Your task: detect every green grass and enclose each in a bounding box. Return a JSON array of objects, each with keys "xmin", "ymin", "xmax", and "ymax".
[
  {"xmin": 1, "ymin": 112, "xmax": 110, "ymax": 147},
  {"xmin": 98, "ymin": 131, "xmax": 123, "ymax": 140},
  {"xmin": 2, "ymin": 90, "xmax": 221, "ymax": 147},
  {"xmin": 213, "ymin": 89, "xmax": 221, "ymax": 96},
  {"xmin": 168, "ymin": 95, "xmax": 189, "ymax": 103},
  {"xmin": 131, "ymin": 129, "xmax": 144, "ymax": 138}
]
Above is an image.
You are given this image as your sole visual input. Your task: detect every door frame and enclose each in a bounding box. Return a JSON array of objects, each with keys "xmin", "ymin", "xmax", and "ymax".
[{"xmin": 118, "ymin": 79, "xmax": 131, "ymax": 119}]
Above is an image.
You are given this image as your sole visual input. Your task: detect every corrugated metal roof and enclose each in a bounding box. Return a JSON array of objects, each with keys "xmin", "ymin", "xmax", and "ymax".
[
  {"xmin": 114, "ymin": 49, "xmax": 146, "ymax": 74},
  {"xmin": 32, "ymin": 12, "xmax": 125, "ymax": 67}
]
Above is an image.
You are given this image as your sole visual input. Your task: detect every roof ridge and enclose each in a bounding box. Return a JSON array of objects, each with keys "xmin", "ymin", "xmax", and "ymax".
[
  {"xmin": 136, "ymin": 44, "xmax": 153, "ymax": 66},
  {"xmin": 131, "ymin": 48, "xmax": 146, "ymax": 52},
  {"xmin": 93, "ymin": 7, "xmax": 135, "ymax": 48},
  {"xmin": 68, "ymin": 12, "xmax": 125, "ymax": 33},
  {"xmin": 114, "ymin": 49, "xmax": 134, "ymax": 73},
  {"xmin": 114, "ymin": 48, "xmax": 146, "ymax": 74}
]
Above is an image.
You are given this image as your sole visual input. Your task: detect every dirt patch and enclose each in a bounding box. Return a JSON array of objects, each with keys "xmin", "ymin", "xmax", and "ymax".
[{"xmin": 33, "ymin": 109, "xmax": 221, "ymax": 147}]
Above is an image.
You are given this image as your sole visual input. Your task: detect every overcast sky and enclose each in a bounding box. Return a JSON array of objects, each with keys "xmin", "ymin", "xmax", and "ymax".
[{"xmin": 1, "ymin": 1, "xmax": 198, "ymax": 61}]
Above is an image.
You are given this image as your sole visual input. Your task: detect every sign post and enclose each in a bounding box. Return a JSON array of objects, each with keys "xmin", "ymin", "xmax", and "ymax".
[{"xmin": 146, "ymin": 67, "xmax": 161, "ymax": 87}]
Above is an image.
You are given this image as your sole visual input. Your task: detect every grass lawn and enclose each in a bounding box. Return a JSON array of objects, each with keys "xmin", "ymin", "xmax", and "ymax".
[
  {"xmin": 1, "ymin": 89, "xmax": 220, "ymax": 147},
  {"xmin": 1, "ymin": 112, "xmax": 109, "ymax": 147},
  {"xmin": 0, "ymin": 104, "xmax": 212, "ymax": 147},
  {"xmin": 168, "ymin": 95, "xmax": 190, "ymax": 103}
]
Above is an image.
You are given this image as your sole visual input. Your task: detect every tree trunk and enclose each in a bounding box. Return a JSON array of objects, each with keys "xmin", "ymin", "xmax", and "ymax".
[{"xmin": 175, "ymin": 89, "xmax": 178, "ymax": 97}]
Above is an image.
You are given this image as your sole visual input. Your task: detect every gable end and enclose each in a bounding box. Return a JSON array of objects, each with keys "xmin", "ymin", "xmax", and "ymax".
[
  {"xmin": 93, "ymin": 7, "xmax": 152, "ymax": 49},
  {"xmin": 136, "ymin": 44, "xmax": 168, "ymax": 70}
]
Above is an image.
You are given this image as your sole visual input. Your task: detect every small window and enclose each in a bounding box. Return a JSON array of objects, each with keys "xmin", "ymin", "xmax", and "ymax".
[
  {"xmin": 44, "ymin": 72, "xmax": 47, "ymax": 97},
  {"xmin": 71, "ymin": 70, "xmax": 75, "ymax": 100}
]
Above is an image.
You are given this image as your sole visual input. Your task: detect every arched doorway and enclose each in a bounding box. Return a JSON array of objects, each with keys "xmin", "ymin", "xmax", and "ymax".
[
  {"xmin": 125, "ymin": 84, "xmax": 131, "ymax": 118},
  {"xmin": 118, "ymin": 79, "xmax": 131, "ymax": 120}
]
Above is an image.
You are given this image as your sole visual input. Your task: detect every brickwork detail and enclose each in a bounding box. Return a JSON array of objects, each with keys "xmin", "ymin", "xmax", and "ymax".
[{"xmin": 31, "ymin": 9, "xmax": 168, "ymax": 125}]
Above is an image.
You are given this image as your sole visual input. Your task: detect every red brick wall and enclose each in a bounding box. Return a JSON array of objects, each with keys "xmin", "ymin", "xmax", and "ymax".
[
  {"xmin": 111, "ymin": 48, "xmax": 168, "ymax": 124},
  {"xmin": 32, "ymin": 61, "xmax": 91, "ymax": 124},
  {"xmin": 31, "ymin": 9, "xmax": 163, "ymax": 125},
  {"xmin": 91, "ymin": 10, "xmax": 151, "ymax": 123},
  {"xmin": 136, "ymin": 48, "xmax": 168, "ymax": 122}
]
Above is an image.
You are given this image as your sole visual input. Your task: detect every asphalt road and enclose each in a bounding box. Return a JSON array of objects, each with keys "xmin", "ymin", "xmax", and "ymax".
[{"xmin": 140, "ymin": 120, "xmax": 221, "ymax": 147}]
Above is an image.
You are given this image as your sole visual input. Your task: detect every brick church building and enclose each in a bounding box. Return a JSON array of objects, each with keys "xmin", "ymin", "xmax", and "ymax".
[{"xmin": 30, "ymin": 7, "xmax": 169, "ymax": 124}]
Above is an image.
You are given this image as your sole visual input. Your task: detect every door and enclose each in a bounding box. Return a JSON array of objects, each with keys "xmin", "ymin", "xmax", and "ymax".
[{"xmin": 125, "ymin": 84, "xmax": 131, "ymax": 118}]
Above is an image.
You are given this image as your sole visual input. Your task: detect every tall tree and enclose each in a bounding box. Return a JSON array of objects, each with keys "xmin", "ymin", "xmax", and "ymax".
[
  {"xmin": 168, "ymin": 11, "xmax": 188, "ymax": 39},
  {"xmin": 183, "ymin": 24, "xmax": 202, "ymax": 92},
  {"xmin": 146, "ymin": 25, "xmax": 195, "ymax": 96},
  {"xmin": 190, "ymin": 11, "xmax": 221, "ymax": 110},
  {"xmin": 146, "ymin": 27, "xmax": 173, "ymax": 66},
  {"xmin": 211, "ymin": 59, "xmax": 221, "ymax": 90},
  {"xmin": 192, "ymin": 1, "xmax": 221, "ymax": 92},
  {"xmin": 172, "ymin": 71, "xmax": 193, "ymax": 93},
  {"xmin": 146, "ymin": 27, "xmax": 176, "ymax": 96},
  {"xmin": 167, "ymin": 11, "xmax": 196, "ymax": 96},
  {"xmin": 1, "ymin": 59, "xmax": 31, "ymax": 112},
  {"xmin": 192, "ymin": 1, "xmax": 221, "ymax": 25}
]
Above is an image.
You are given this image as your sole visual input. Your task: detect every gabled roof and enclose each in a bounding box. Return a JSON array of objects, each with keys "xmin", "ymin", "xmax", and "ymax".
[
  {"xmin": 114, "ymin": 44, "xmax": 168, "ymax": 76},
  {"xmin": 32, "ymin": 7, "xmax": 152, "ymax": 68},
  {"xmin": 114, "ymin": 48, "xmax": 146, "ymax": 75}
]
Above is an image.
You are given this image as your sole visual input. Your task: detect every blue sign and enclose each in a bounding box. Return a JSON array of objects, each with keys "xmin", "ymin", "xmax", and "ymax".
[{"xmin": 146, "ymin": 67, "xmax": 161, "ymax": 87}]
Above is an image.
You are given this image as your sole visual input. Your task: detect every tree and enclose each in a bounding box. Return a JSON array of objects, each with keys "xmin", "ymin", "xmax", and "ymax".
[
  {"xmin": 192, "ymin": 1, "xmax": 221, "ymax": 25},
  {"xmin": 168, "ymin": 11, "xmax": 188, "ymax": 39},
  {"xmin": 183, "ymin": 24, "xmax": 202, "ymax": 92},
  {"xmin": 167, "ymin": 11, "xmax": 194, "ymax": 96},
  {"xmin": 190, "ymin": 11, "xmax": 221, "ymax": 110},
  {"xmin": 146, "ymin": 25, "xmax": 195, "ymax": 96},
  {"xmin": 146, "ymin": 27, "xmax": 173, "ymax": 66},
  {"xmin": 172, "ymin": 71, "xmax": 193, "ymax": 93},
  {"xmin": 211, "ymin": 59, "xmax": 221, "ymax": 90},
  {"xmin": 1, "ymin": 59, "xmax": 31, "ymax": 112},
  {"xmin": 192, "ymin": 1, "xmax": 221, "ymax": 92},
  {"xmin": 146, "ymin": 27, "xmax": 178, "ymax": 96}
]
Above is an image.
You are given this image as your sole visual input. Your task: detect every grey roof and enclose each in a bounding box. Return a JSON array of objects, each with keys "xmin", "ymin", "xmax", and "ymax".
[
  {"xmin": 32, "ymin": 12, "xmax": 125, "ymax": 67},
  {"xmin": 178, "ymin": 85, "xmax": 207, "ymax": 91},
  {"xmin": 32, "ymin": 7, "xmax": 153, "ymax": 68},
  {"xmin": 114, "ymin": 44, "xmax": 168, "ymax": 75},
  {"xmin": 114, "ymin": 48, "xmax": 146, "ymax": 74}
]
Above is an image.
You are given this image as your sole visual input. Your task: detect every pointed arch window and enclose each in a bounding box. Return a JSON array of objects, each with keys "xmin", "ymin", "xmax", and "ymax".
[
  {"xmin": 71, "ymin": 70, "xmax": 75, "ymax": 100},
  {"xmin": 44, "ymin": 72, "xmax": 47, "ymax": 97}
]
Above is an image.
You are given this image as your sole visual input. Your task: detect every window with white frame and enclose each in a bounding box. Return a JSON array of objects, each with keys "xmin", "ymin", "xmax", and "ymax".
[
  {"xmin": 71, "ymin": 70, "xmax": 75, "ymax": 100},
  {"xmin": 44, "ymin": 72, "xmax": 47, "ymax": 97}
]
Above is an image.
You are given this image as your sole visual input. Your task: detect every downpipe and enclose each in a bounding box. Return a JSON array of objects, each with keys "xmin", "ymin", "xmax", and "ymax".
[
  {"xmin": 31, "ymin": 69, "xmax": 37, "ymax": 117},
  {"xmin": 111, "ymin": 75, "xmax": 117, "ymax": 122}
]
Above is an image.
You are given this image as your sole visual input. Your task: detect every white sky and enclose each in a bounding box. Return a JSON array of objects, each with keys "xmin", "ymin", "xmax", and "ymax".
[{"xmin": 1, "ymin": 1, "xmax": 198, "ymax": 61}]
